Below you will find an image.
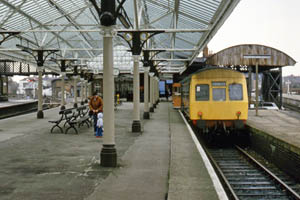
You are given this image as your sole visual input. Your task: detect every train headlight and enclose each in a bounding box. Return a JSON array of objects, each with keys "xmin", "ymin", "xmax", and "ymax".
[
  {"xmin": 198, "ymin": 111, "xmax": 203, "ymax": 119},
  {"xmin": 236, "ymin": 111, "xmax": 241, "ymax": 119}
]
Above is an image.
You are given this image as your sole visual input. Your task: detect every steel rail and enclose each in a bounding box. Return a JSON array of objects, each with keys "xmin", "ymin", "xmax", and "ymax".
[
  {"xmin": 236, "ymin": 145, "xmax": 300, "ymax": 200},
  {"xmin": 203, "ymin": 147, "xmax": 239, "ymax": 200}
]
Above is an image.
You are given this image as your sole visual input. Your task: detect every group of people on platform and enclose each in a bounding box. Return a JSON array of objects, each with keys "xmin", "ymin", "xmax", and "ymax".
[{"xmin": 88, "ymin": 92, "xmax": 103, "ymax": 138}]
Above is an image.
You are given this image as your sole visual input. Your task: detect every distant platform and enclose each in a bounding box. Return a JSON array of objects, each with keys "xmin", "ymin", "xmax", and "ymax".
[
  {"xmin": 0, "ymin": 99, "xmax": 37, "ymax": 108},
  {"xmin": 283, "ymin": 94, "xmax": 300, "ymax": 101},
  {"xmin": 0, "ymin": 99, "xmax": 38, "ymax": 119}
]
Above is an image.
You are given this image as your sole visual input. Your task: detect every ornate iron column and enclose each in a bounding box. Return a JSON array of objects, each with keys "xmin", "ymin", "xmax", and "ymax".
[{"xmin": 101, "ymin": 27, "xmax": 117, "ymax": 167}]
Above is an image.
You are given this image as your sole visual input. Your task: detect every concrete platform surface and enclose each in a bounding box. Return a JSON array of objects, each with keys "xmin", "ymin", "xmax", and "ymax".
[
  {"xmin": 247, "ymin": 109, "xmax": 300, "ymax": 150},
  {"xmin": 0, "ymin": 102, "xmax": 220, "ymax": 200}
]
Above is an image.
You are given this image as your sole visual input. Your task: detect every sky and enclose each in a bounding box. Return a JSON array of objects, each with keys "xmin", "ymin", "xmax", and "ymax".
[{"xmin": 207, "ymin": 0, "xmax": 300, "ymax": 77}]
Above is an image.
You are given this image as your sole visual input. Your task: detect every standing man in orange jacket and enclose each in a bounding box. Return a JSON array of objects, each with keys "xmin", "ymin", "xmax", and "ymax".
[{"xmin": 88, "ymin": 92, "xmax": 103, "ymax": 135}]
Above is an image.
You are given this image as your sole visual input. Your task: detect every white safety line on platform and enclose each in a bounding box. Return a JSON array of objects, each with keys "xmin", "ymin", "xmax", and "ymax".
[{"xmin": 179, "ymin": 110, "xmax": 229, "ymax": 200}]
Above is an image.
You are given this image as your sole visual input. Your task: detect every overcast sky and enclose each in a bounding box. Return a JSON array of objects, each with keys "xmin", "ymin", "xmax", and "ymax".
[{"xmin": 207, "ymin": 0, "xmax": 300, "ymax": 76}]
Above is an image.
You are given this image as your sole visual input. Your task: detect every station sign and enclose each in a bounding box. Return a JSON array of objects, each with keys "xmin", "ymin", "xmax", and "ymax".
[{"xmin": 243, "ymin": 55, "xmax": 271, "ymax": 59}]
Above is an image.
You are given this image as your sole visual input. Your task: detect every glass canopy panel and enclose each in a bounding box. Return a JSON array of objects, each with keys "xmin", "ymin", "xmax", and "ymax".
[{"xmin": 0, "ymin": 0, "xmax": 240, "ymax": 74}]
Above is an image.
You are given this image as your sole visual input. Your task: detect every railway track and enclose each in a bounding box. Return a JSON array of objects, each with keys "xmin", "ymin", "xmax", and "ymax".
[
  {"xmin": 283, "ymin": 103, "xmax": 300, "ymax": 113},
  {"xmin": 205, "ymin": 145, "xmax": 300, "ymax": 200}
]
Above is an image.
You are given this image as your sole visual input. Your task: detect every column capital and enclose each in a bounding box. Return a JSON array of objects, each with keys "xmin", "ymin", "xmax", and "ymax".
[
  {"xmin": 73, "ymin": 75, "xmax": 79, "ymax": 80},
  {"xmin": 37, "ymin": 67, "xmax": 44, "ymax": 72},
  {"xmin": 60, "ymin": 72, "xmax": 66, "ymax": 76},
  {"xmin": 144, "ymin": 66, "xmax": 150, "ymax": 72},
  {"xmin": 132, "ymin": 55, "xmax": 140, "ymax": 63},
  {"xmin": 102, "ymin": 26, "xmax": 117, "ymax": 37},
  {"xmin": 149, "ymin": 72, "xmax": 154, "ymax": 77}
]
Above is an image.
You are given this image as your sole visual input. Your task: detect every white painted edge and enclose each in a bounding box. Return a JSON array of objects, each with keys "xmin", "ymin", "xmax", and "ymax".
[{"xmin": 179, "ymin": 110, "xmax": 229, "ymax": 200}]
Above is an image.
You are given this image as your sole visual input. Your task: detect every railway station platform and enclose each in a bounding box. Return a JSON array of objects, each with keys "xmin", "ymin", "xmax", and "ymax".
[
  {"xmin": 247, "ymin": 109, "xmax": 300, "ymax": 180},
  {"xmin": 247, "ymin": 109, "xmax": 300, "ymax": 151},
  {"xmin": 0, "ymin": 102, "xmax": 223, "ymax": 200}
]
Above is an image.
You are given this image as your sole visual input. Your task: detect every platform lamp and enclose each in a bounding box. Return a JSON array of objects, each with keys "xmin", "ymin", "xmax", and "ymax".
[{"xmin": 16, "ymin": 44, "xmax": 59, "ymax": 119}]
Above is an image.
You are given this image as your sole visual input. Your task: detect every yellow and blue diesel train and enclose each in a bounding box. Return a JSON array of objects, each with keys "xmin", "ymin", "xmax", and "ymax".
[{"xmin": 180, "ymin": 67, "xmax": 248, "ymax": 134}]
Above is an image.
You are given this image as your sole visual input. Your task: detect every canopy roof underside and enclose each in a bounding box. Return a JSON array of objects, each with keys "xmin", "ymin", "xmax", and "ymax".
[{"xmin": 0, "ymin": 0, "xmax": 240, "ymax": 74}]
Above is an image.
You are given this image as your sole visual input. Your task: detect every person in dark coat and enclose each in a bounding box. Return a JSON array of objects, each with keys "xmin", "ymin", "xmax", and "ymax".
[{"xmin": 88, "ymin": 92, "xmax": 103, "ymax": 135}]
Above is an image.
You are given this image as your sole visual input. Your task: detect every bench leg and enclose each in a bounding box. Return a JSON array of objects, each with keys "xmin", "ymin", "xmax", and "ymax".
[
  {"xmin": 84, "ymin": 121, "xmax": 90, "ymax": 128},
  {"xmin": 65, "ymin": 125, "xmax": 78, "ymax": 134},
  {"xmin": 51, "ymin": 124, "xmax": 63, "ymax": 133},
  {"xmin": 63, "ymin": 121, "xmax": 69, "ymax": 127}
]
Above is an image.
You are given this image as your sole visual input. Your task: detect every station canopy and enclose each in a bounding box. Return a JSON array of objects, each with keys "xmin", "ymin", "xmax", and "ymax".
[{"xmin": 0, "ymin": 0, "xmax": 240, "ymax": 75}]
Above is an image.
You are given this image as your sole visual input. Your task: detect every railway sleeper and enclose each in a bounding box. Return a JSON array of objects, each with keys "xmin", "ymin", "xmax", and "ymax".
[
  {"xmin": 227, "ymin": 177, "xmax": 270, "ymax": 181},
  {"xmin": 235, "ymin": 190, "xmax": 286, "ymax": 195},
  {"xmin": 233, "ymin": 186, "xmax": 278, "ymax": 190},
  {"xmin": 237, "ymin": 195, "xmax": 290, "ymax": 200},
  {"xmin": 230, "ymin": 181, "xmax": 275, "ymax": 185},
  {"xmin": 224, "ymin": 172, "xmax": 265, "ymax": 177},
  {"xmin": 222, "ymin": 168, "xmax": 258, "ymax": 173},
  {"xmin": 231, "ymin": 184, "xmax": 276, "ymax": 188}
]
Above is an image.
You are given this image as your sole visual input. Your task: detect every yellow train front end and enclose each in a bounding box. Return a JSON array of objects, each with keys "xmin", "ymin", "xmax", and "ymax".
[{"xmin": 185, "ymin": 68, "xmax": 248, "ymax": 132}]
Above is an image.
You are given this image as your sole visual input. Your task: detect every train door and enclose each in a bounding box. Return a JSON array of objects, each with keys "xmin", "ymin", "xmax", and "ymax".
[{"xmin": 172, "ymin": 83, "xmax": 181, "ymax": 108}]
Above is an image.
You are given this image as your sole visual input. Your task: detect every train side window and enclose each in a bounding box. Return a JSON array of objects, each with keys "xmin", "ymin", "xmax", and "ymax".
[
  {"xmin": 229, "ymin": 84, "xmax": 243, "ymax": 100},
  {"xmin": 213, "ymin": 88, "xmax": 226, "ymax": 101},
  {"xmin": 195, "ymin": 84, "xmax": 209, "ymax": 101}
]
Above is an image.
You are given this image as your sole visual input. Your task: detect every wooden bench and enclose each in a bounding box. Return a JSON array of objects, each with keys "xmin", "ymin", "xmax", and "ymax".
[
  {"xmin": 48, "ymin": 109, "xmax": 66, "ymax": 133},
  {"xmin": 75, "ymin": 106, "xmax": 91, "ymax": 128},
  {"xmin": 49, "ymin": 107, "xmax": 91, "ymax": 134}
]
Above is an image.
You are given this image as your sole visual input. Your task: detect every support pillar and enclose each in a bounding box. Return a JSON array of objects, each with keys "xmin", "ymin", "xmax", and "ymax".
[
  {"xmin": 143, "ymin": 67, "xmax": 150, "ymax": 119},
  {"xmin": 88, "ymin": 82, "xmax": 92, "ymax": 99},
  {"xmin": 60, "ymin": 72, "xmax": 66, "ymax": 110},
  {"xmin": 156, "ymin": 78, "xmax": 160, "ymax": 104},
  {"xmin": 80, "ymin": 78, "xmax": 84, "ymax": 105},
  {"xmin": 248, "ymin": 66, "xmax": 252, "ymax": 106},
  {"xmin": 255, "ymin": 61, "xmax": 259, "ymax": 116},
  {"xmin": 100, "ymin": 27, "xmax": 117, "ymax": 167},
  {"xmin": 37, "ymin": 67, "xmax": 44, "ymax": 119},
  {"xmin": 149, "ymin": 76, "xmax": 154, "ymax": 112},
  {"xmin": 153, "ymin": 77, "xmax": 156, "ymax": 109},
  {"xmin": 279, "ymin": 67, "xmax": 283, "ymax": 109},
  {"xmin": 73, "ymin": 76, "xmax": 78, "ymax": 108},
  {"xmin": 132, "ymin": 55, "xmax": 141, "ymax": 132},
  {"xmin": 0, "ymin": 75, "xmax": 8, "ymax": 101},
  {"xmin": 84, "ymin": 80, "xmax": 88, "ymax": 103}
]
